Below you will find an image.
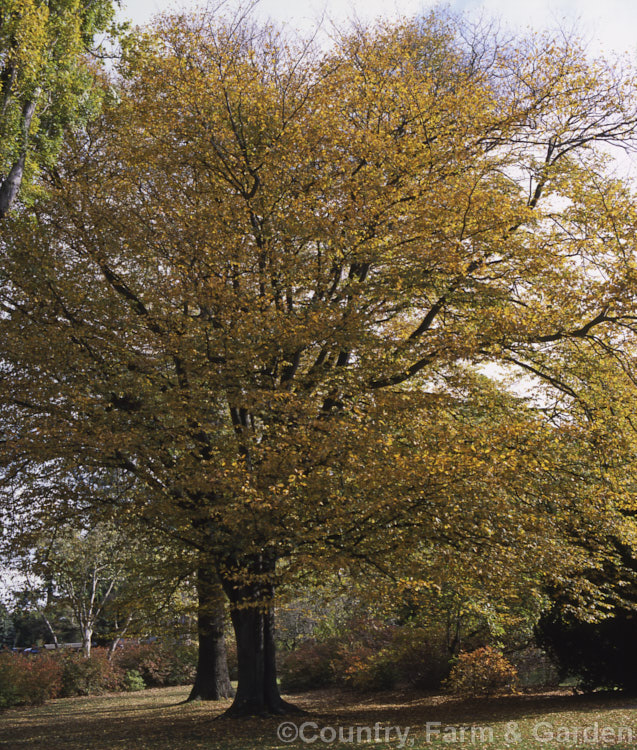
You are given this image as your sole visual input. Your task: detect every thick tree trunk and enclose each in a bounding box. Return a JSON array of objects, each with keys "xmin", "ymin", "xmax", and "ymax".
[
  {"xmin": 220, "ymin": 555, "xmax": 301, "ymax": 717},
  {"xmin": 188, "ymin": 565, "xmax": 234, "ymax": 701}
]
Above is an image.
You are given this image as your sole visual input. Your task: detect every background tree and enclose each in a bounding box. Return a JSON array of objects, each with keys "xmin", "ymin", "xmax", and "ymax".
[
  {"xmin": 535, "ymin": 360, "xmax": 637, "ymax": 691},
  {"xmin": 12, "ymin": 522, "xmax": 143, "ymax": 657},
  {"xmin": 0, "ymin": 600, "xmax": 15, "ymax": 646},
  {"xmin": 1, "ymin": 497, "xmax": 202, "ymax": 654},
  {"xmin": 0, "ymin": 0, "xmax": 119, "ymax": 219},
  {"xmin": 536, "ymin": 554, "xmax": 637, "ymax": 691},
  {"xmin": 1, "ymin": 9, "xmax": 637, "ymax": 715}
]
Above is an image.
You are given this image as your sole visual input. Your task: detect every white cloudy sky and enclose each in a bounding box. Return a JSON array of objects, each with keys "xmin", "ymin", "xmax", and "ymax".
[{"xmin": 119, "ymin": 0, "xmax": 637, "ymax": 57}]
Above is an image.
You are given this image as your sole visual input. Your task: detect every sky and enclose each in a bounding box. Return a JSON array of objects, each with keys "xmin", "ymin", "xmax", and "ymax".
[{"xmin": 118, "ymin": 0, "xmax": 637, "ymax": 58}]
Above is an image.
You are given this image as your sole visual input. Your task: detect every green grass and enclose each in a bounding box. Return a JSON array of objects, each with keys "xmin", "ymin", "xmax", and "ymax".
[{"xmin": 1, "ymin": 686, "xmax": 636, "ymax": 749}]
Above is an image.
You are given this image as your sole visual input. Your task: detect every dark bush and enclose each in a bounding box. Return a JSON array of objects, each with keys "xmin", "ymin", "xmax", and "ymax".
[
  {"xmin": 536, "ymin": 607, "xmax": 637, "ymax": 691},
  {"xmin": 387, "ymin": 626, "xmax": 453, "ymax": 690},
  {"xmin": 163, "ymin": 642, "xmax": 197, "ymax": 686},
  {"xmin": 225, "ymin": 637, "xmax": 238, "ymax": 682},
  {"xmin": 342, "ymin": 646, "xmax": 399, "ymax": 691},
  {"xmin": 508, "ymin": 647, "xmax": 560, "ymax": 690},
  {"xmin": 279, "ymin": 638, "xmax": 339, "ymax": 692}
]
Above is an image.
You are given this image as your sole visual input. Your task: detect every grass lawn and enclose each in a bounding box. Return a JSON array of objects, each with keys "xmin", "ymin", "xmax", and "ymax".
[{"xmin": 1, "ymin": 686, "xmax": 636, "ymax": 750}]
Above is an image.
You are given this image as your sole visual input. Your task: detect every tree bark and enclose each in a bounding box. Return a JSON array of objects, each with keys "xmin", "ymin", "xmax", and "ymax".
[
  {"xmin": 220, "ymin": 555, "xmax": 301, "ymax": 717},
  {"xmin": 41, "ymin": 611, "xmax": 59, "ymax": 648},
  {"xmin": 82, "ymin": 626, "xmax": 92, "ymax": 658},
  {"xmin": 188, "ymin": 565, "xmax": 234, "ymax": 701},
  {"xmin": 0, "ymin": 153, "xmax": 25, "ymax": 219},
  {"xmin": 108, "ymin": 612, "xmax": 134, "ymax": 660},
  {"xmin": 0, "ymin": 97, "xmax": 37, "ymax": 219}
]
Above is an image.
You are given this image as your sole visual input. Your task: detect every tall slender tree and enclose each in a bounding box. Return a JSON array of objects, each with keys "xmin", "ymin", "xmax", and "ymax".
[{"xmin": 0, "ymin": 0, "xmax": 118, "ymax": 219}]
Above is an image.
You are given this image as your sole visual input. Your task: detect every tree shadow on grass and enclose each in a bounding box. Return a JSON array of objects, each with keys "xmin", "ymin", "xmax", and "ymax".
[{"xmin": 1, "ymin": 688, "xmax": 636, "ymax": 750}]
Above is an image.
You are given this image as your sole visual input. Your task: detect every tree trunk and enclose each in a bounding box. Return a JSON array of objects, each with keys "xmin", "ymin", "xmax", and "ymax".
[
  {"xmin": 220, "ymin": 555, "xmax": 300, "ymax": 717},
  {"xmin": 41, "ymin": 611, "xmax": 59, "ymax": 648},
  {"xmin": 0, "ymin": 97, "xmax": 38, "ymax": 219},
  {"xmin": 188, "ymin": 565, "xmax": 234, "ymax": 701},
  {"xmin": 108, "ymin": 612, "xmax": 134, "ymax": 660},
  {"xmin": 0, "ymin": 153, "xmax": 25, "ymax": 219},
  {"xmin": 82, "ymin": 626, "xmax": 92, "ymax": 658}
]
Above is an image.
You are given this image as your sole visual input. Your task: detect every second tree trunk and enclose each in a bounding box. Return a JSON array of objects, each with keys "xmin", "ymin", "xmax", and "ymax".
[{"xmin": 188, "ymin": 565, "xmax": 234, "ymax": 701}]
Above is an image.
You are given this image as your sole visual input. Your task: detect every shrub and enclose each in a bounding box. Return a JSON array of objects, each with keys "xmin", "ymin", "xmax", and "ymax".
[
  {"xmin": 343, "ymin": 647, "xmax": 398, "ymax": 691},
  {"xmin": 0, "ymin": 655, "xmax": 21, "ymax": 708},
  {"xmin": 339, "ymin": 627, "xmax": 454, "ymax": 692},
  {"xmin": 113, "ymin": 642, "xmax": 196, "ymax": 688},
  {"xmin": 279, "ymin": 619, "xmax": 457, "ymax": 693},
  {"xmin": 114, "ymin": 644, "xmax": 162, "ymax": 686},
  {"xmin": 123, "ymin": 669, "xmax": 146, "ymax": 692},
  {"xmin": 509, "ymin": 647, "xmax": 560, "ymax": 690},
  {"xmin": 443, "ymin": 647, "xmax": 518, "ymax": 697},
  {"xmin": 163, "ymin": 642, "xmax": 197, "ymax": 686},
  {"xmin": 0, "ymin": 652, "xmax": 63, "ymax": 708},
  {"xmin": 60, "ymin": 648, "xmax": 123, "ymax": 697},
  {"xmin": 225, "ymin": 637, "xmax": 238, "ymax": 682},
  {"xmin": 278, "ymin": 639, "xmax": 339, "ymax": 692},
  {"xmin": 387, "ymin": 627, "xmax": 453, "ymax": 690},
  {"xmin": 329, "ymin": 616, "xmax": 395, "ymax": 691}
]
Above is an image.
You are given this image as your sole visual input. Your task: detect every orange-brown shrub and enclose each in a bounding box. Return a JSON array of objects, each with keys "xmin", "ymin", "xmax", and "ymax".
[
  {"xmin": 443, "ymin": 646, "xmax": 518, "ymax": 697},
  {"xmin": 0, "ymin": 652, "xmax": 63, "ymax": 707}
]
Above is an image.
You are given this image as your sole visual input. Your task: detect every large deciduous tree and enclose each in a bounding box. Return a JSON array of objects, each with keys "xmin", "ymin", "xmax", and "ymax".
[{"xmin": 1, "ymin": 11, "xmax": 637, "ymax": 715}]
